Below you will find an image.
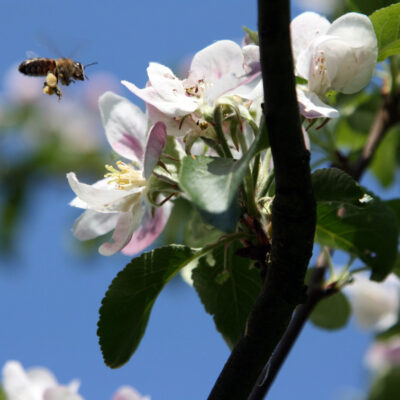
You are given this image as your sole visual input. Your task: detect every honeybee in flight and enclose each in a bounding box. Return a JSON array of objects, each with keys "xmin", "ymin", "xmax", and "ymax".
[{"xmin": 18, "ymin": 57, "xmax": 97, "ymax": 100}]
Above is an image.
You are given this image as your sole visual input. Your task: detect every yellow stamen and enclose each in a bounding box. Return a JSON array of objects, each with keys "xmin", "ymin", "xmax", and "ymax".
[{"xmin": 104, "ymin": 161, "xmax": 147, "ymax": 190}]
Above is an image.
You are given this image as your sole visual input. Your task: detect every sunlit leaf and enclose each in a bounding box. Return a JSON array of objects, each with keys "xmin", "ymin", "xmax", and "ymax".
[
  {"xmin": 370, "ymin": 3, "xmax": 400, "ymax": 61},
  {"xmin": 347, "ymin": 0, "xmax": 395, "ymax": 16}
]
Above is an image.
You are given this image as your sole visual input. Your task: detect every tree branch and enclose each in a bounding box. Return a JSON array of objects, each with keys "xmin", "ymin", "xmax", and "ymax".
[{"xmin": 207, "ymin": 1, "xmax": 316, "ymax": 399}]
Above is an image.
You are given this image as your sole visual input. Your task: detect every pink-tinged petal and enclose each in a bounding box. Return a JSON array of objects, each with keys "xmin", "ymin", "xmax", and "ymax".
[
  {"xmin": 73, "ymin": 209, "xmax": 120, "ymax": 240},
  {"xmin": 122, "ymin": 201, "xmax": 172, "ymax": 256},
  {"xmin": 291, "ymin": 12, "xmax": 330, "ymax": 67},
  {"xmin": 147, "ymin": 63, "xmax": 188, "ymax": 101},
  {"xmin": 143, "ymin": 121, "xmax": 167, "ymax": 179},
  {"xmin": 345, "ymin": 274, "xmax": 400, "ymax": 332},
  {"xmin": 67, "ymin": 173, "xmax": 144, "ymax": 213},
  {"xmin": 99, "ymin": 92, "xmax": 146, "ymax": 163},
  {"xmin": 147, "ymin": 103, "xmax": 199, "ymax": 137},
  {"xmin": 44, "ymin": 386, "xmax": 84, "ymax": 400},
  {"xmin": 242, "ymin": 45, "xmax": 260, "ymax": 75},
  {"xmin": 3, "ymin": 361, "xmax": 58, "ymax": 399},
  {"xmin": 296, "ymin": 86, "xmax": 339, "ymax": 119},
  {"xmin": 365, "ymin": 336, "xmax": 400, "ymax": 371},
  {"xmin": 113, "ymin": 385, "xmax": 151, "ymax": 400},
  {"xmin": 122, "ymin": 80, "xmax": 198, "ymax": 117},
  {"xmin": 99, "ymin": 201, "xmax": 144, "ymax": 256},
  {"xmin": 188, "ymin": 40, "xmax": 245, "ymax": 84}
]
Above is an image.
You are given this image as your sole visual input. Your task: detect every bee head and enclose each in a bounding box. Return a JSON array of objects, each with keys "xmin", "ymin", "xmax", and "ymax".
[{"xmin": 73, "ymin": 62, "xmax": 85, "ymax": 81}]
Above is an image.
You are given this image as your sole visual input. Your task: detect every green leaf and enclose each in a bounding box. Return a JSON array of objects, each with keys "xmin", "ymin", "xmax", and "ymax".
[
  {"xmin": 192, "ymin": 242, "xmax": 262, "ymax": 348},
  {"xmin": 152, "ymin": 136, "xmax": 185, "ymax": 185},
  {"xmin": 310, "ymin": 291, "xmax": 351, "ymax": 330},
  {"xmin": 347, "ymin": 0, "xmax": 395, "ymax": 16},
  {"xmin": 392, "ymin": 253, "xmax": 400, "ymax": 278},
  {"xmin": 0, "ymin": 385, "xmax": 5, "ymax": 400},
  {"xmin": 98, "ymin": 245, "xmax": 196, "ymax": 368},
  {"xmin": 371, "ymin": 126, "xmax": 400, "ymax": 187},
  {"xmin": 368, "ymin": 366, "xmax": 400, "ymax": 400},
  {"xmin": 183, "ymin": 208, "xmax": 224, "ymax": 248},
  {"xmin": 315, "ymin": 197, "xmax": 399, "ymax": 281},
  {"xmin": 242, "ymin": 26, "xmax": 259, "ymax": 45},
  {"xmin": 179, "ymin": 123, "xmax": 268, "ymax": 216},
  {"xmin": 385, "ymin": 199, "xmax": 400, "ymax": 226},
  {"xmin": 370, "ymin": 3, "xmax": 400, "ymax": 61},
  {"xmin": 312, "ymin": 168, "xmax": 364, "ymax": 204}
]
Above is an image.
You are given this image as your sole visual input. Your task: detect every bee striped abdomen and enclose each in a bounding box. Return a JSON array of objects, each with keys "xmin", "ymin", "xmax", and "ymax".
[{"xmin": 18, "ymin": 58, "xmax": 57, "ymax": 77}]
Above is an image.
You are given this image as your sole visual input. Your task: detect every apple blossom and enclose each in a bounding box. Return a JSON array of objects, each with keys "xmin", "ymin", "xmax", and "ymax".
[
  {"xmin": 122, "ymin": 40, "xmax": 260, "ymax": 138},
  {"xmin": 112, "ymin": 386, "xmax": 151, "ymax": 400},
  {"xmin": 344, "ymin": 273, "xmax": 400, "ymax": 332},
  {"xmin": 68, "ymin": 91, "xmax": 171, "ymax": 256},
  {"xmin": 291, "ymin": 11, "xmax": 378, "ymax": 118},
  {"xmin": 2, "ymin": 360, "xmax": 83, "ymax": 400},
  {"xmin": 365, "ymin": 336, "xmax": 400, "ymax": 372}
]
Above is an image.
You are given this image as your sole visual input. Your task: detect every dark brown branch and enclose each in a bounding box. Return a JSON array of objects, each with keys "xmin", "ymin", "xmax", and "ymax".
[
  {"xmin": 248, "ymin": 252, "xmax": 328, "ymax": 400},
  {"xmin": 207, "ymin": 1, "xmax": 316, "ymax": 399}
]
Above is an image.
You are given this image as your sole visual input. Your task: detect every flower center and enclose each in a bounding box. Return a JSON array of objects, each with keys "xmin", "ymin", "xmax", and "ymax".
[
  {"xmin": 104, "ymin": 161, "xmax": 147, "ymax": 190},
  {"xmin": 185, "ymin": 79, "xmax": 209, "ymax": 99},
  {"xmin": 309, "ymin": 50, "xmax": 330, "ymax": 96}
]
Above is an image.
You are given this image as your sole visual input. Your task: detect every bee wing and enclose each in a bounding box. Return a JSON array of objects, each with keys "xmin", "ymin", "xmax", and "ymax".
[{"xmin": 25, "ymin": 50, "xmax": 39, "ymax": 59}]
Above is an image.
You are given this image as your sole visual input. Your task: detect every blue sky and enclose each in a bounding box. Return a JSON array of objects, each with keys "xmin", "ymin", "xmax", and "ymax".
[{"xmin": 0, "ymin": 1, "xmax": 398, "ymax": 399}]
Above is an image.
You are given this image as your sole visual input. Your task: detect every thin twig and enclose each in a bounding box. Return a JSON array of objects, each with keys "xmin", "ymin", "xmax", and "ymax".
[{"xmin": 350, "ymin": 93, "xmax": 400, "ymax": 180}]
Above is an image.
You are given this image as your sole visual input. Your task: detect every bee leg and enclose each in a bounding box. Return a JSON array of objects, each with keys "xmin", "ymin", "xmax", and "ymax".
[
  {"xmin": 55, "ymin": 86, "xmax": 62, "ymax": 100},
  {"xmin": 42, "ymin": 72, "xmax": 62, "ymax": 100},
  {"xmin": 45, "ymin": 72, "xmax": 58, "ymax": 89},
  {"xmin": 43, "ymin": 82, "xmax": 62, "ymax": 100}
]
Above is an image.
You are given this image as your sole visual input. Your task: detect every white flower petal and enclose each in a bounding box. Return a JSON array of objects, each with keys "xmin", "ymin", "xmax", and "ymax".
[
  {"xmin": 345, "ymin": 273, "xmax": 400, "ymax": 332},
  {"xmin": 44, "ymin": 386, "xmax": 84, "ymax": 400},
  {"xmin": 296, "ymin": 86, "xmax": 339, "ymax": 118},
  {"xmin": 67, "ymin": 173, "xmax": 144, "ymax": 213},
  {"xmin": 180, "ymin": 259, "xmax": 199, "ymax": 287},
  {"xmin": 324, "ymin": 12, "xmax": 378, "ymax": 94},
  {"xmin": 146, "ymin": 103, "xmax": 199, "ymax": 137},
  {"xmin": 3, "ymin": 361, "xmax": 58, "ymax": 400},
  {"xmin": 188, "ymin": 40, "xmax": 245, "ymax": 84},
  {"xmin": 99, "ymin": 201, "xmax": 144, "ymax": 256},
  {"xmin": 73, "ymin": 209, "xmax": 120, "ymax": 240},
  {"xmin": 291, "ymin": 11, "xmax": 330, "ymax": 69},
  {"xmin": 113, "ymin": 385, "xmax": 151, "ymax": 400},
  {"xmin": 122, "ymin": 80, "xmax": 198, "ymax": 117},
  {"xmin": 99, "ymin": 92, "xmax": 147, "ymax": 163}
]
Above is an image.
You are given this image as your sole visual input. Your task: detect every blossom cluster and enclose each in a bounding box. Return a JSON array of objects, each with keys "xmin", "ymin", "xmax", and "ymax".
[
  {"xmin": 1, "ymin": 360, "xmax": 150, "ymax": 400},
  {"xmin": 68, "ymin": 11, "xmax": 378, "ymax": 257}
]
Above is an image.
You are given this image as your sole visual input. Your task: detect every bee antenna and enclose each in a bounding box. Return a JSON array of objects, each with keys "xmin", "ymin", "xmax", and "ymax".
[{"xmin": 84, "ymin": 62, "xmax": 98, "ymax": 69}]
